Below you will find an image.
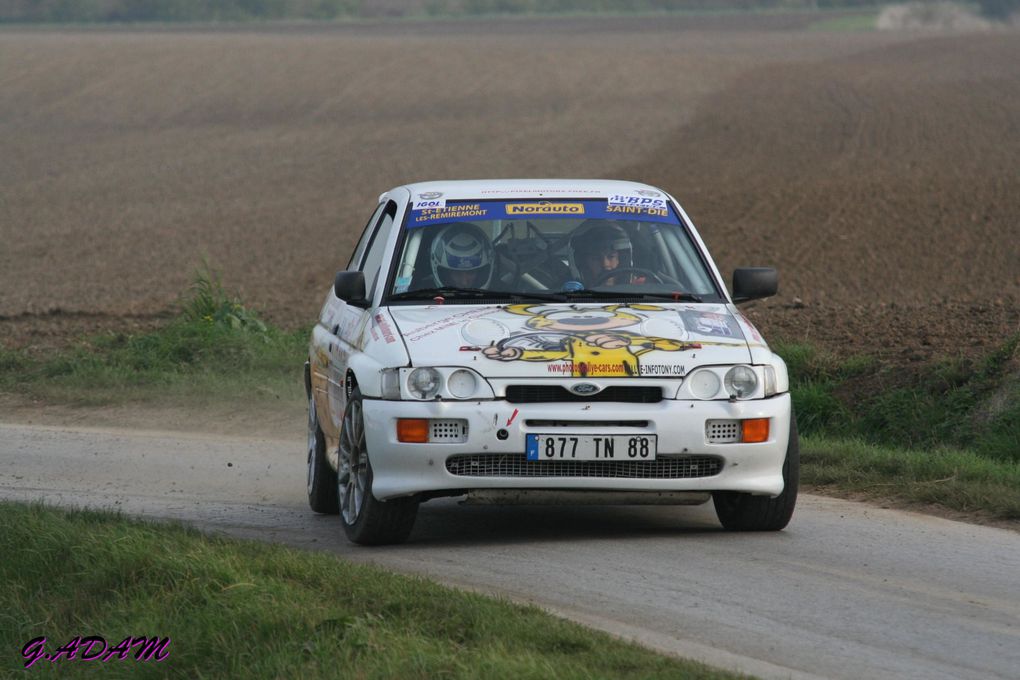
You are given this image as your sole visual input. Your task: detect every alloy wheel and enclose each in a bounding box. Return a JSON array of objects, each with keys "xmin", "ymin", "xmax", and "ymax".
[{"xmin": 338, "ymin": 398, "xmax": 368, "ymax": 525}]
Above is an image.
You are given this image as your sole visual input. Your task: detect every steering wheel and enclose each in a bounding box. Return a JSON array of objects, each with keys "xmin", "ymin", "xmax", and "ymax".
[{"xmin": 592, "ymin": 267, "xmax": 666, "ymax": 286}]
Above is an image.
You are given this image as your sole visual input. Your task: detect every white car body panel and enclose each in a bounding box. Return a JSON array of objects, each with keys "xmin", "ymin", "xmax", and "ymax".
[
  {"xmin": 388, "ymin": 303, "xmax": 756, "ymax": 379},
  {"xmin": 364, "ymin": 395, "xmax": 791, "ymax": 499}
]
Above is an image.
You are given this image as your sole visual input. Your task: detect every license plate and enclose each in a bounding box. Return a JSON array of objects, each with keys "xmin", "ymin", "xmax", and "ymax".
[{"xmin": 526, "ymin": 434, "xmax": 657, "ymax": 461}]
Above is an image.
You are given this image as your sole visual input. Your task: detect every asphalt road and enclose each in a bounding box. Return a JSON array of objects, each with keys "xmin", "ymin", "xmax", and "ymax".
[{"xmin": 2, "ymin": 422, "xmax": 1018, "ymax": 680}]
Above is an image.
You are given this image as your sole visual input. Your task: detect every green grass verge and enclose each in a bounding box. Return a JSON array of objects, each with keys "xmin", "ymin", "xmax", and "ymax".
[
  {"xmin": 776, "ymin": 336, "xmax": 1020, "ymax": 464},
  {"xmin": 801, "ymin": 435, "xmax": 1020, "ymax": 521},
  {"xmin": 774, "ymin": 336, "xmax": 1020, "ymax": 523},
  {"xmin": 0, "ymin": 268, "xmax": 307, "ymax": 407},
  {"xmin": 0, "ymin": 501, "xmax": 738, "ymax": 679}
]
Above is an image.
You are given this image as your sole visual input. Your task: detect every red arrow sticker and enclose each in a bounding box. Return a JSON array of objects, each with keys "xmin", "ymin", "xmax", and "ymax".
[{"xmin": 506, "ymin": 408, "xmax": 519, "ymax": 427}]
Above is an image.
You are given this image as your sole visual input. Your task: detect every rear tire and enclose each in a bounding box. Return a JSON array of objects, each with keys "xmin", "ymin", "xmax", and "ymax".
[
  {"xmin": 713, "ymin": 413, "xmax": 799, "ymax": 531},
  {"xmin": 338, "ymin": 388, "xmax": 418, "ymax": 545},
  {"xmin": 307, "ymin": 395, "xmax": 339, "ymax": 514}
]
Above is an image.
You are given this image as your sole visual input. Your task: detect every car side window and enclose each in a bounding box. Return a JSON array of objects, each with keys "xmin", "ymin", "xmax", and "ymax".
[
  {"xmin": 347, "ymin": 203, "xmax": 387, "ymax": 271},
  {"xmin": 359, "ymin": 201, "xmax": 398, "ymax": 302}
]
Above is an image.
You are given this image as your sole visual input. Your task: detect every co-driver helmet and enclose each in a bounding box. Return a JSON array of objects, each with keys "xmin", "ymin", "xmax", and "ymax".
[{"xmin": 568, "ymin": 220, "xmax": 633, "ymax": 281}]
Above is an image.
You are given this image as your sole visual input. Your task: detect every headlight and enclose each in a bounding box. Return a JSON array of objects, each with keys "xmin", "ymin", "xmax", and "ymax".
[
  {"xmin": 397, "ymin": 367, "xmax": 494, "ymax": 400},
  {"xmin": 446, "ymin": 369, "xmax": 478, "ymax": 399},
  {"xmin": 724, "ymin": 366, "xmax": 758, "ymax": 399},
  {"xmin": 688, "ymin": 369, "xmax": 721, "ymax": 400},
  {"xmin": 407, "ymin": 367, "xmax": 442, "ymax": 400}
]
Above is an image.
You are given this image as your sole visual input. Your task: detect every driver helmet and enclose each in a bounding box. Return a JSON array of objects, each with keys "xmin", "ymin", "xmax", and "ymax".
[
  {"xmin": 569, "ymin": 220, "xmax": 633, "ymax": 281},
  {"xmin": 430, "ymin": 222, "xmax": 494, "ymax": 288}
]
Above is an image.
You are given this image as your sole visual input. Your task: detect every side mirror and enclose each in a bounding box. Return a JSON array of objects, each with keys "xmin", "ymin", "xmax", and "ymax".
[
  {"xmin": 732, "ymin": 267, "xmax": 777, "ymax": 304},
  {"xmin": 334, "ymin": 271, "xmax": 368, "ymax": 307}
]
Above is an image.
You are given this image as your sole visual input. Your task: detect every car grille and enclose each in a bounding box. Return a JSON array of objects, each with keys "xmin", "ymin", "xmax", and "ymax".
[
  {"xmin": 505, "ymin": 385, "xmax": 662, "ymax": 404},
  {"xmin": 445, "ymin": 454, "xmax": 722, "ymax": 479}
]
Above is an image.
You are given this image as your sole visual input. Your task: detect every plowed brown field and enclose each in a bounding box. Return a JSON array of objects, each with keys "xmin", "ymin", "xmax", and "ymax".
[{"xmin": 2, "ymin": 16, "xmax": 1018, "ymax": 365}]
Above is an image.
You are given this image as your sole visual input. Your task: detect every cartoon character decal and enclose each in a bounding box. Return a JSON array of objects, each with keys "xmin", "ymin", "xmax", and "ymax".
[{"xmin": 480, "ymin": 304, "xmax": 700, "ymax": 377}]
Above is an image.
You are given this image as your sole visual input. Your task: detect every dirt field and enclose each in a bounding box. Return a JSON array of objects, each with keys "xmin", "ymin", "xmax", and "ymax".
[{"xmin": 2, "ymin": 16, "xmax": 1018, "ymax": 364}]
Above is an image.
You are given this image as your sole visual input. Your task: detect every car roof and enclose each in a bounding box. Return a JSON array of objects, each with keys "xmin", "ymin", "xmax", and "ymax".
[{"xmin": 388, "ymin": 179, "xmax": 669, "ymax": 202}]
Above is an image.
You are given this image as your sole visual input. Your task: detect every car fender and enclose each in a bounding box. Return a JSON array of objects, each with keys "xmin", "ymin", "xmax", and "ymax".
[{"xmin": 347, "ymin": 308, "xmax": 410, "ymax": 398}]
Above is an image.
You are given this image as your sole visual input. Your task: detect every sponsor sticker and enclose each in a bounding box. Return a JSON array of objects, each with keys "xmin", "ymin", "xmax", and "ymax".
[
  {"xmin": 411, "ymin": 203, "xmax": 489, "ymax": 225},
  {"xmin": 607, "ymin": 193, "xmax": 668, "ymax": 210},
  {"xmin": 413, "ymin": 192, "xmax": 446, "ymax": 210},
  {"xmin": 373, "ymin": 313, "xmax": 397, "ymax": 344},
  {"xmin": 505, "ymin": 202, "xmax": 585, "ymax": 216},
  {"xmin": 638, "ymin": 363, "xmax": 686, "ymax": 376},
  {"xmin": 681, "ymin": 311, "xmax": 740, "ymax": 338},
  {"xmin": 478, "ymin": 188, "xmax": 602, "ymax": 194},
  {"xmin": 408, "ymin": 200, "xmax": 680, "ymax": 228}
]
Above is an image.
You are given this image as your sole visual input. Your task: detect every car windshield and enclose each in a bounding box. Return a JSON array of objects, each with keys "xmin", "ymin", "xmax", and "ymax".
[{"xmin": 386, "ymin": 198, "xmax": 723, "ymax": 303}]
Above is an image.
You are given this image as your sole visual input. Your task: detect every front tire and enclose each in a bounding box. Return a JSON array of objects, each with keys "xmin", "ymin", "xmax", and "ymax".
[
  {"xmin": 338, "ymin": 388, "xmax": 419, "ymax": 545},
  {"xmin": 307, "ymin": 394, "xmax": 339, "ymax": 514},
  {"xmin": 713, "ymin": 413, "xmax": 799, "ymax": 531}
]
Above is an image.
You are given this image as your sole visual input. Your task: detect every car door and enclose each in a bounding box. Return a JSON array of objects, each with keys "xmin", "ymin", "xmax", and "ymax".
[{"xmin": 314, "ymin": 200, "xmax": 399, "ymax": 447}]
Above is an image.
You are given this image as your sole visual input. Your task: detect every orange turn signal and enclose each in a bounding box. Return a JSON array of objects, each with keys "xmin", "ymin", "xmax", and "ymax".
[
  {"xmin": 397, "ymin": 418, "xmax": 429, "ymax": 443},
  {"xmin": 741, "ymin": 418, "xmax": 770, "ymax": 443}
]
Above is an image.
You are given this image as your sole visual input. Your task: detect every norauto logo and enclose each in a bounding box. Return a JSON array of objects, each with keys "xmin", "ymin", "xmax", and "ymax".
[{"xmin": 505, "ymin": 202, "xmax": 585, "ymax": 215}]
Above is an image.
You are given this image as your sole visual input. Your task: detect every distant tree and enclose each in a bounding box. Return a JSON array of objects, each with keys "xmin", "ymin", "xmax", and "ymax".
[{"xmin": 977, "ymin": 0, "xmax": 1019, "ymax": 20}]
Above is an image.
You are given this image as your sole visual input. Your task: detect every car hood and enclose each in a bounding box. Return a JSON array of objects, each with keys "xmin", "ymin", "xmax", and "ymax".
[{"xmin": 387, "ymin": 302, "xmax": 762, "ymax": 379}]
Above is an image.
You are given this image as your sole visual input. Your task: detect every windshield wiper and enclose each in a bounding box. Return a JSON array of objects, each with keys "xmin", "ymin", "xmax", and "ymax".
[
  {"xmin": 388, "ymin": 287, "xmax": 566, "ymax": 303},
  {"xmin": 563, "ymin": 289, "xmax": 703, "ymax": 303},
  {"xmin": 389, "ymin": 287, "xmax": 489, "ymax": 301},
  {"xmin": 630, "ymin": 291, "xmax": 703, "ymax": 303},
  {"xmin": 489, "ymin": 289, "xmax": 567, "ymax": 302}
]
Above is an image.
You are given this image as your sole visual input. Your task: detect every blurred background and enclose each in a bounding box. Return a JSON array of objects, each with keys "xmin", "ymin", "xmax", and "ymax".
[{"xmin": 1, "ymin": 0, "xmax": 1018, "ymax": 364}]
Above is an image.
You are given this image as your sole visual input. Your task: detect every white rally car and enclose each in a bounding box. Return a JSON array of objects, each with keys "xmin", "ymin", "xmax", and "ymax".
[{"xmin": 305, "ymin": 180, "xmax": 797, "ymax": 544}]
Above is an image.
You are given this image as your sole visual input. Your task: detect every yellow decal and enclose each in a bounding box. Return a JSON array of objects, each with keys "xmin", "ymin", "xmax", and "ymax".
[
  {"xmin": 483, "ymin": 304, "xmax": 699, "ymax": 378},
  {"xmin": 505, "ymin": 202, "xmax": 585, "ymax": 216}
]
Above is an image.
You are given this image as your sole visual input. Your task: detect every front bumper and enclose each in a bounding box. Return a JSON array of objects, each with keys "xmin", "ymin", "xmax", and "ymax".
[
  {"xmin": 363, "ymin": 393, "xmax": 792, "ymax": 501},
  {"xmin": 362, "ymin": 393, "xmax": 791, "ymax": 501}
]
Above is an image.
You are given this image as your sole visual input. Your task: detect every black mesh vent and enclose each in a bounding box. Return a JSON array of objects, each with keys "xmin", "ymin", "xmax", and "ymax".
[
  {"xmin": 505, "ymin": 385, "xmax": 662, "ymax": 404},
  {"xmin": 445, "ymin": 454, "xmax": 722, "ymax": 479},
  {"xmin": 525, "ymin": 420, "xmax": 649, "ymax": 428}
]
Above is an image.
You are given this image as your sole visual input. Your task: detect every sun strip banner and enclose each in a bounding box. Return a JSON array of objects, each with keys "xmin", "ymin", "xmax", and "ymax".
[{"xmin": 407, "ymin": 200, "xmax": 681, "ymax": 228}]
